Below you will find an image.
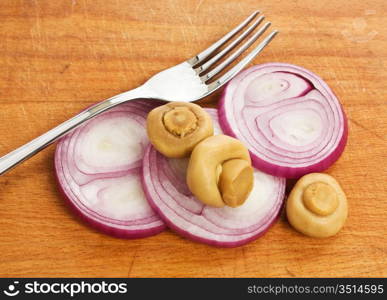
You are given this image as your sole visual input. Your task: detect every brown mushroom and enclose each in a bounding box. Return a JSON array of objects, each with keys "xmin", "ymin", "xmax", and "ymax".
[
  {"xmin": 186, "ymin": 135, "xmax": 254, "ymax": 207},
  {"xmin": 146, "ymin": 102, "xmax": 213, "ymax": 158},
  {"xmin": 286, "ymin": 173, "xmax": 348, "ymax": 238}
]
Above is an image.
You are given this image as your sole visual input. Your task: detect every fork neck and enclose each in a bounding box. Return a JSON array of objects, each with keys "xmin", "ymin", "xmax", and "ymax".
[{"xmin": 86, "ymin": 85, "xmax": 154, "ymax": 118}]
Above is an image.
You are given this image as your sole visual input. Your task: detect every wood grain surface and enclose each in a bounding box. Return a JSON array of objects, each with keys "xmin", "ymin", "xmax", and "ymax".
[{"xmin": 0, "ymin": 0, "xmax": 386, "ymax": 277}]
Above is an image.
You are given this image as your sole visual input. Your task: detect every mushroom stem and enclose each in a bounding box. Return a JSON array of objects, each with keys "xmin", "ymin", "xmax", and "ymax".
[
  {"xmin": 219, "ymin": 159, "xmax": 254, "ymax": 207},
  {"xmin": 163, "ymin": 107, "xmax": 198, "ymax": 137},
  {"xmin": 303, "ymin": 182, "xmax": 338, "ymax": 216}
]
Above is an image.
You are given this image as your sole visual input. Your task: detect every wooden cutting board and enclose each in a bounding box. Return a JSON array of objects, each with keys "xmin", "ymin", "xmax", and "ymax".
[{"xmin": 0, "ymin": 0, "xmax": 386, "ymax": 277}]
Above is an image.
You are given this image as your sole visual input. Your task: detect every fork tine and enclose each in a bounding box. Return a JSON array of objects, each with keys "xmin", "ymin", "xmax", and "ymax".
[
  {"xmin": 208, "ymin": 30, "xmax": 279, "ymax": 92},
  {"xmin": 187, "ymin": 11, "xmax": 260, "ymax": 66},
  {"xmin": 195, "ymin": 15, "xmax": 265, "ymax": 75},
  {"xmin": 201, "ymin": 22, "xmax": 272, "ymax": 82}
]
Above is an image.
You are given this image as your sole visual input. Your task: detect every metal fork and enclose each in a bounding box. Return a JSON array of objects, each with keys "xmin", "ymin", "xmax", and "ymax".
[{"xmin": 0, "ymin": 11, "xmax": 277, "ymax": 175}]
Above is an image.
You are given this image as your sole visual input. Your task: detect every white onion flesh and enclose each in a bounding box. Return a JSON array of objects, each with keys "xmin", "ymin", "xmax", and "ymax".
[
  {"xmin": 142, "ymin": 109, "xmax": 285, "ymax": 247},
  {"xmin": 55, "ymin": 100, "xmax": 165, "ymax": 238},
  {"xmin": 219, "ymin": 63, "xmax": 348, "ymax": 178}
]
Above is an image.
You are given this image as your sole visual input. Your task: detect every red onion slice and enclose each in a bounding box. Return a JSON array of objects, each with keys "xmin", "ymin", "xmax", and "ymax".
[
  {"xmin": 55, "ymin": 100, "xmax": 166, "ymax": 238},
  {"xmin": 219, "ymin": 63, "xmax": 348, "ymax": 178},
  {"xmin": 142, "ymin": 109, "xmax": 286, "ymax": 247}
]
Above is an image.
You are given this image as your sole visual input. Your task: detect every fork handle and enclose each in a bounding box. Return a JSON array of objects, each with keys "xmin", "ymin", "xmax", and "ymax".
[{"xmin": 0, "ymin": 86, "xmax": 148, "ymax": 175}]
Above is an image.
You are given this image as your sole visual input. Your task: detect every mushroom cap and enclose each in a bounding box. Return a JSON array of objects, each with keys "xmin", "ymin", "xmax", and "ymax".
[
  {"xmin": 186, "ymin": 134, "xmax": 253, "ymax": 207},
  {"xmin": 286, "ymin": 173, "xmax": 348, "ymax": 238},
  {"xmin": 146, "ymin": 102, "xmax": 213, "ymax": 158}
]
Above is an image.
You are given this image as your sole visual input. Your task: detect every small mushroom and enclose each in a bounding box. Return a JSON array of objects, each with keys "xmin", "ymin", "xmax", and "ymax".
[
  {"xmin": 147, "ymin": 102, "xmax": 213, "ymax": 158},
  {"xmin": 187, "ymin": 135, "xmax": 254, "ymax": 207},
  {"xmin": 286, "ymin": 173, "xmax": 348, "ymax": 238}
]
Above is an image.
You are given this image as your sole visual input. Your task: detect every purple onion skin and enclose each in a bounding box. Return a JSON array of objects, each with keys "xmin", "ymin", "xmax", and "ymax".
[
  {"xmin": 141, "ymin": 145, "xmax": 284, "ymax": 248},
  {"xmin": 54, "ymin": 150, "xmax": 166, "ymax": 239},
  {"xmin": 218, "ymin": 63, "xmax": 348, "ymax": 178}
]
